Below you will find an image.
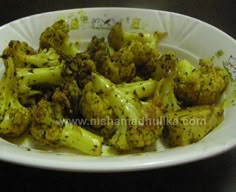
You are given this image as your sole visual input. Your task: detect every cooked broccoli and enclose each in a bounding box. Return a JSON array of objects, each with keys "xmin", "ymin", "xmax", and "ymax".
[
  {"xmin": 153, "ymin": 77, "xmax": 181, "ymax": 113},
  {"xmin": 30, "ymin": 99, "xmax": 103, "ymax": 156},
  {"xmin": 62, "ymin": 52, "xmax": 96, "ymax": 88},
  {"xmin": 2, "ymin": 40, "xmax": 61, "ymax": 68},
  {"xmin": 39, "ymin": 19, "xmax": 79, "ymax": 57},
  {"xmin": 175, "ymin": 59, "xmax": 229, "ymax": 106},
  {"xmin": 90, "ymin": 73, "xmax": 163, "ymax": 151},
  {"xmin": 0, "ymin": 58, "xmax": 31, "ymax": 137},
  {"xmin": 108, "ymin": 22, "xmax": 167, "ymax": 51},
  {"xmin": 163, "ymin": 105, "xmax": 224, "ymax": 146}
]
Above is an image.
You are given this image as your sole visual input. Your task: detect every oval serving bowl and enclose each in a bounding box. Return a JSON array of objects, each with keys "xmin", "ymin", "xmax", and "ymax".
[{"xmin": 0, "ymin": 7, "xmax": 236, "ymax": 172}]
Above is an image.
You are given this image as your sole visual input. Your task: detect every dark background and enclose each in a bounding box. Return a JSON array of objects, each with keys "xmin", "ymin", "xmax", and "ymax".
[{"xmin": 0, "ymin": 0, "xmax": 235, "ymax": 191}]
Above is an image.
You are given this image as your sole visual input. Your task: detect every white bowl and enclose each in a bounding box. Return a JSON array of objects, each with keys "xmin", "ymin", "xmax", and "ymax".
[{"xmin": 0, "ymin": 7, "xmax": 236, "ymax": 172}]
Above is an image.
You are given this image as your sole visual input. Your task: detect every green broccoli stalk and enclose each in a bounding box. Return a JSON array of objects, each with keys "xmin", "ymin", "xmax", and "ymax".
[
  {"xmin": 30, "ymin": 99, "xmax": 103, "ymax": 156},
  {"xmin": 108, "ymin": 22, "xmax": 167, "ymax": 50},
  {"xmin": 175, "ymin": 59, "xmax": 229, "ymax": 106},
  {"xmin": 39, "ymin": 19, "xmax": 79, "ymax": 57},
  {"xmin": 0, "ymin": 58, "xmax": 31, "ymax": 137},
  {"xmin": 2, "ymin": 40, "xmax": 61, "ymax": 68},
  {"xmin": 91, "ymin": 73, "xmax": 163, "ymax": 151}
]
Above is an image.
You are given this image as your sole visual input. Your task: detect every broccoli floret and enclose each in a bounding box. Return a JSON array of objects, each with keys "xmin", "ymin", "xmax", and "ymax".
[
  {"xmin": 30, "ymin": 99, "xmax": 103, "ymax": 156},
  {"xmin": 91, "ymin": 73, "xmax": 163, "ymax": 151},
  {"xmin": 2, "ymin": 40, "xmax": 61, "ymax": 68},
  {"xmin": 62, "ymin": 52, "xmax": 96, "ymax": 88},
  {"xmin": 175, "ymin": 59, "xmax": 229, "ymax": 106},
  {"xmin": 163, "ymin": 105, "xmax": 224, "ymax": 146},
  {"xmin": 108, "ymin": 22, "xmax": 167, "ymax": 51},
  {"xmin": 153, "ymin": 78, "xmax": 181, "ymax": 113},
  {"xmin": 39, "ymin": 20, "xmax": 79, "ymax": 57},
  {"xmin": 0, "ymin": 58, "xmax": 31, "ymax": 137},
  {"xmin": 87, "ymin": 36, "xmax": 136, "ymax": 83}
]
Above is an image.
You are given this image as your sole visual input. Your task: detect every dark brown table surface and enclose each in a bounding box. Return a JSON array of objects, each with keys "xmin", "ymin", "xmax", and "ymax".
[{"xmin": 0, "ymin": 0, "xmax": 235, "ymax": 191}]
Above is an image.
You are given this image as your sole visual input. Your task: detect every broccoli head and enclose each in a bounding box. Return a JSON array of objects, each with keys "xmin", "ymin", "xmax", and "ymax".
[
  {"xmin": 0, "ymin": 58, "xmax": 31, "ymax": 137},
  {"xmin": 39, "ymin": 19, "xmax": 79, "ymax": 57},
  {"xmin": 175, "ymin": 59, "xmax": 229, "ymax": 106},
  {"xmin": 2, "ymin": 40, "xmax": 61, "ymax": 68},
  {"xmin": 30, "ymin": 99, "xmax": 103, "ymax": 156},
  {"xmin": 91, "ymin": 73, "xmax": 163, "ymax": 151}
]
